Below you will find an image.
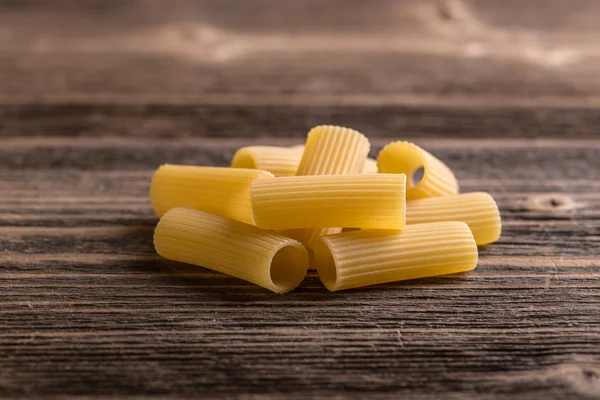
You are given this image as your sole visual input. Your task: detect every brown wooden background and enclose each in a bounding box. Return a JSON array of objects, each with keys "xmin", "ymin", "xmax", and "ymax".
[{"xmin": 1, "ymin": 1, "xmax": 599, "ymax": 399}]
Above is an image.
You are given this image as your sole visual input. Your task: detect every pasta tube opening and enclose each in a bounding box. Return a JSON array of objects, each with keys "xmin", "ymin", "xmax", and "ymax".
[
  {"xmin": 380, "ymin": 143, "xmax": 424, "ymax": 188},
  {"xmin": 377, "ymin": 141, "xmax": 458, "ymax": 200},
  {"xmin": 231, "ymin": 146, "xmax": 305, "ymax": 176},
  {"xmin": 231, "ymin": 149, "xmax": 258, "ymax": 169},
  {"xmin": 154, "ymin": 208, "xmax": 309, "ymax": 293},
  {"xmin": 269, "ymin": 243, "xmax": 310, "ymax": 292}
]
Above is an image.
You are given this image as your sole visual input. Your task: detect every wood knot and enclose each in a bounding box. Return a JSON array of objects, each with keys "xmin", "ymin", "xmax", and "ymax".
[
  {"xmin": 582, "ymin": 368, "xmax": 598, "ymax": 380},
  {"xmin": 527, "ymin": 194, "xmax": 577, "ymax": 212}
]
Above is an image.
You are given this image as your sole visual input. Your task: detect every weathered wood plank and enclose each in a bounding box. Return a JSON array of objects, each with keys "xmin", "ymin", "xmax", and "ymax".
[
  {"xmin": 3, "ymin": 103, "xmax": 600, "ymax": 138},
  {"xmin": 1, "ymin": 137, "xmax": 598, "ymax": 399},
  {"xmin": 1, "ymin": 139, "xmax": 598, "ymax": 183},
  {"xmin": 1, "ymin": 52, "xmax": 600, "ymax": 106},
  {"xmin": 1, "ymin": 265, "xmax": 599, "ymax": 399}
]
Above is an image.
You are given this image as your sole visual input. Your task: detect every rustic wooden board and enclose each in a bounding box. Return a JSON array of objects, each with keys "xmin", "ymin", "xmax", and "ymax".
[
  {"xmin": 1, "ymin": 137, "xmax": 600, "ymax": 399},
  {"xmin": 1, "ymin": 0, "xmax": 600, "ymax": 399},
  {"xmin": 3, "ymin": 103, "xmax": 600, "ymax": 138}
]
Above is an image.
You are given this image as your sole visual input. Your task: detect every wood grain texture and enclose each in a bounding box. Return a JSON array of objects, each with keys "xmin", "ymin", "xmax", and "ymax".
[
  {"xmin": 1, "ymin": 1, "xmax": 600, "ymax": 399},
  {"xmin": 3, "ymin": 103, "xmax": 600, "ymax": 138},
  {"xmin": 1, "ymin": 138, "xmax": 600, "ymax": 399}
]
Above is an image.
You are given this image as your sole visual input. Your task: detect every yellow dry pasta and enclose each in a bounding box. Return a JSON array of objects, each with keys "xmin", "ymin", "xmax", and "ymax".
[
  {"xmin": 252, "ymin": 174, "xmax": 406, "ymax": 230},
  {"xmin": 362, "ymin": 158, "xmax": 378, "ymax": 174},
  {"xmin": 150, "ymin": 165, "xmax": 273, "ymax": 224},
  {"xmin": 296, "ymin": 125, "xmax": 370, "ymax": 175},
  {"xmin": 407, "ymin": 192, "xmax": 501, "ymax": 246},
  {"xmin": 315, "ymin": 221, "xmax": 478, "ymax": 292},
  {"xmin": 276, "ymin": 227, "xmax": 340, "ymax": 271},
  {"xmin": 278, "ymin": 227, "xmax": 340, "ymax": 255},
  {"xmin": 377, "ymin": 141, "xmax": 458, "ymax": 200},
  {"xmin": 154, "ymin": 208, "xmax": 309, "ymax": 294},
  {"xmin": 294, "ymin": 125, "xmax": 372, "ymax": 248},
  {"xmin": 231, "ymin": 146, "xmax": 375, "ymax": 176},
  {"xmin": 231, "ymin": 146, "xmax": 305, "ymax": 176}
]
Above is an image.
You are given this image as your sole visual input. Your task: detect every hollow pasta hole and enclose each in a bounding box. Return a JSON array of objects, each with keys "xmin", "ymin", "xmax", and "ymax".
[
  {"xmin": 410, "ymin": 166, "xmax": 425, "ymax": 188},
  {"xmin": 270, "ymin": 245, "xmax": 308, "ymax": 292}
]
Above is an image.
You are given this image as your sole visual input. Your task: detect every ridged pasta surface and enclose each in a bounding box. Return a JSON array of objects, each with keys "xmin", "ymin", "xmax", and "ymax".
[
  {"xmin": 407, "ymin": 192, "xmax": 501, "ymax": 245},
  {"xmin": 252, "ymin": 174, "xmax": 406, "ymax": 230},
  {"xmin": 377, "ymin": 141, "xmax": 458, "ymax": 200},
  {"xmin": 296, "ymin": 125, "xmax": 370, "ymax": 176},
  {"xmin": 316, "ymin": 221, "xmax": 478, "ymax": 291},
  {"xmin": 231, "ymin": 146, "xmax": 305, "ymax": 176},
  {"xmin": 154, "ymin": 208, "xmax": 309, "ymax": 293},
  {"xmin": 150, "ymin": 165, "xmax": 273, "ymax": 224},
  {"xmin": 294, "ymin": 125, "xmax": 371, "ymax": 249},
  {"xmin": 278, "ymin": 227, "xmax": 341, "ymax": 250}
]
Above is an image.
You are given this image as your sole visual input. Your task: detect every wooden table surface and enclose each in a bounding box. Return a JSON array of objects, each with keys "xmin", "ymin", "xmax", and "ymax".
[{"xmin": 1, "ymin": 1, "xmax": 599, "ymax": 399}]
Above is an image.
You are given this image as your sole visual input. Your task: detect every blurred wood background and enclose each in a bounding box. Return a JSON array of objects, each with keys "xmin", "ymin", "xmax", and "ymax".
[{"xmin": 1, "ymin": 1, "xmax": 599, "ymax": 399}]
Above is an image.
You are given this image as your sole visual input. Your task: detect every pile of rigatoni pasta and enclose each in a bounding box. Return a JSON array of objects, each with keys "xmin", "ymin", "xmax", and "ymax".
[{"xmin": 151, "ymin": 125, "xmax": 501, "ymax": 293}]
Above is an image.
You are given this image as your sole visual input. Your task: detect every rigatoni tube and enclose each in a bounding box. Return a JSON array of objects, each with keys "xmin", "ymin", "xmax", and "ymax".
[
  {"xmin": 231, "ymin": 145, "xmax": 305, "ymax": 176},
  {"xmin": 150, "ymin": 165, "xmax": 273, "ymax": 224},
  {"xmin": 231, "ymin": 145, "xmax": 377, "ymax": 176},
  {"xmin": 294, "ymin": 125, "xmax": 371, "ymax": 247},
  {"xmin": 315, "ymin": 222, "xmax": 478, "ymax": 291},
  {"xmin": 377, "ymin": 141, "xmax": 458, "ymax": 200},
  {"xmin": 252, "ymin": 174, "xmax": 406, "ymax": 230},
  {"xmin": 296, "ymin": 125, "xmax": 370, "ymax": 175},
  {"xmin": 407, "ymin": 192, "xmax": 501, "ymax": 246},
  {"xmin": 154, "ymin": 208, "xmax": 309, "ymax": 294},
  {"xmin": 279, "ymin": 227, "xmax": 341, "ymax": 251}
]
